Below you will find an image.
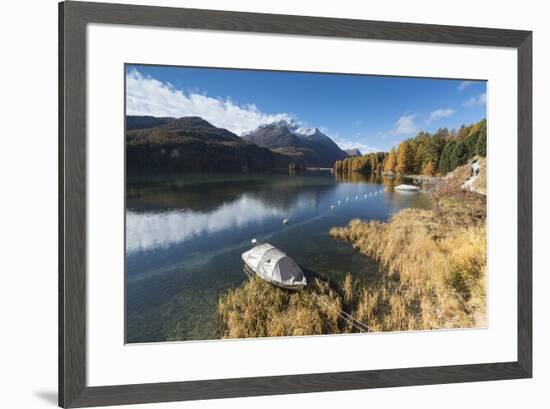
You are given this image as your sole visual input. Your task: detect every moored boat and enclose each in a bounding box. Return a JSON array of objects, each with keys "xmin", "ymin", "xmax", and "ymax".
[
  {"xmin": 242, "ymin": 243, "xmax": 307, "ymax": 290},
  {"xmin": 395, "ymin": 184, "xmax": 420, "ymax": 192}
]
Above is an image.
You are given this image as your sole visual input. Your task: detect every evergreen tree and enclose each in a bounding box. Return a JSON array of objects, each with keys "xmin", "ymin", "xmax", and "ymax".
[
  {"xmin": 333, "ymin": 118, "xmax": 486, "ymax": 176},
  {"xmin": 451, "ymin": 140, "xmax": 469, "ymax": 169},
  {"xmin": 427, "ymin": 130, "xmax": 446, "ymax": 172},
  {"xmin": 476, "ymin": 125, "xmax": 487, "ymax": 157},
  {"xmin": 439, "ymin": 140, "xmax": 455, "ymax": 173},
  {"xmin": 465, "ymin": 129, "xmax": 479, "ymax": 159}
]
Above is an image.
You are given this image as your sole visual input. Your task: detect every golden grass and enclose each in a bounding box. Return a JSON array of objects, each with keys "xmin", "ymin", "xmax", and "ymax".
[
  {"xmin": 218, "ymin": 276, "xmax": 346, "ymax": 339},
  {"xmin": 218, "ymin": 161, "xmax": 487, "ymax": 337},
  {"xmin": 330, "ymin": 160, "xmax": 487, "ymax": 331},
  {"xmin": 331, "ymin": 213, "xmax": 486, "ymax": 331}
]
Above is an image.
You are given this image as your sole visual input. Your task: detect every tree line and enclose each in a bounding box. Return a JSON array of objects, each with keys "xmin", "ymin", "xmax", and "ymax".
[
  {"xmin": 333, "ymin": 152, "xmax": 387, "ymax": 174},
  {"xmin": 333, "ymin": 118, "xmax": 486, "ymax": 176}
]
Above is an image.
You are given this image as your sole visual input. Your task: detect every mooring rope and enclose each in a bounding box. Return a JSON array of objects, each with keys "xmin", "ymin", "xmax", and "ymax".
[
  {"xmin": 247, "ymin": 186, "xmax": 388, "ymax": 334},
  {"xmin": 311, "ymin": 292, "xmax": 373, "ymax": 333}
]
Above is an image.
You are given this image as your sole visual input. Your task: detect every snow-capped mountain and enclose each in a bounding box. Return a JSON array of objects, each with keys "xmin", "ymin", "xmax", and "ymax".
[
  {"xmin": 241, "ymin": 120, "xmax": 348, "ymax": 167},
  {"xmin": 345, "ymin": 148, "xmax": 363, "ymax": 157}
]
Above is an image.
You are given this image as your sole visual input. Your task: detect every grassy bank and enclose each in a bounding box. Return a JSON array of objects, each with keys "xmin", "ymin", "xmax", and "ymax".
[
  {"xmin": 331, "ymin": 159, "xmax": 487, "ymax": 331},
  {"xmin": 218, "ymin": 276, "xmax": 347, "ymax": 338},
  {"xmin": 217, "ymin": 160, "xmax": 487, "ymax": 338}
]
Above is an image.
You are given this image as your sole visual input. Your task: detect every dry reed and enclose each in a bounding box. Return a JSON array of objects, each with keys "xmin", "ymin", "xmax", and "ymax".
[{"xmin": 218, "ymin": 161, "xmax": 487, "ymax": 337}]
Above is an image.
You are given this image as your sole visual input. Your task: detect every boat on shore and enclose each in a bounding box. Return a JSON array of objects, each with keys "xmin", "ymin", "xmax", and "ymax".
[
  {"xmin": 242, "ymin": 243, "xmax": 307, "ymax": 291},
  {"xmin": 395, "ymin": 184, "xmax": 420, "ymax": 192}
]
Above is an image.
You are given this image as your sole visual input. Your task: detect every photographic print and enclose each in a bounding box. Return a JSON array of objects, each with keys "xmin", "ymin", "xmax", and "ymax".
[{"xmin": 125, "ymin": 64, "xmax": 487, "ymax": 343}]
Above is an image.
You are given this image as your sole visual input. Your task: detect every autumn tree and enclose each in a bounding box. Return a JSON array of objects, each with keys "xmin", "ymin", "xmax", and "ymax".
[
  {"xmin": 333, "ymin": 152, "xmax": 388, "ymax": 174},
  {"xmin": 333, "ymin": 118, "xmax": 486, "ymax": 176},
  {"xmin": 422, "ymin": 161, "xmax": 435, "ymax": 176},
  {"xmin": 384, "ymin": 147, "xmax": 397, "ymax": 173},
  {"xmin": 396, "ymin": 141, "xmax": 412, "ymax": 175}
]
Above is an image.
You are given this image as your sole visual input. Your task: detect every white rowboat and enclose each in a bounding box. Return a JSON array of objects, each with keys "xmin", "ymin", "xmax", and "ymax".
[
  {"xmin": 395, "ymin": 184, "xmax": 420, "ymax": 192},
  {"xmin": 242, "ymin": 243, "xmax": 307, "ymax": 291}
]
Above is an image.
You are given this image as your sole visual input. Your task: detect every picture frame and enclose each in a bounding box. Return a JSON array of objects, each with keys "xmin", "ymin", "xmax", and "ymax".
[{"xmin": 59, "ymin": 1, "xmax": 532, "ymax": 407}]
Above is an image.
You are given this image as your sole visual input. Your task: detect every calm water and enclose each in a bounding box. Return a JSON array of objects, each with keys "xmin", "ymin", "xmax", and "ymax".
[{"xmin": 125, "ymin": 171, "xmax": 431, "ymax": 343}]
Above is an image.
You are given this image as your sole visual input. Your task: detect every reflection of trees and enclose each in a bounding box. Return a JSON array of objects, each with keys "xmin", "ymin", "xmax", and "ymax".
[
  {"xmin": 127, "ymin": 179, "xmax": 248, "ymax": 212},
  {"xmin": 246, "ymin": 183, "xmax": 335, "ymax": 212},
  {"xmin": 127, "ymin": 171, "xmax": 427, "ymax": 216},
  {"xmin": 334, "ymin": 172, "xmax": 371, "ymax": 184},
  {"xmin": 127, "ymin": 173, "xmax": 337, "ymax": 214},
  {"xmin": 334, "ymin": 172, "xmax": 398, "ymax": 186},
  {"xmin": 383, "ymin": 188, "xmax": 432, "ymax": 209}
]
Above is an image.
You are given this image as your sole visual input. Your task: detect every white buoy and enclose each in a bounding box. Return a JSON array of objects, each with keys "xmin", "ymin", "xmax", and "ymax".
[
  {"xmin": 355, "ymin": 195, "xmax": 359, "ymax": 200},
  {"xmin": 331, "ymin": 205, "xmax": 336, "ymax": 210},
  {"xmin": 346, "ymin": 197, "xmax": 350, "ymax": 202},
  {"xmin": 251, "ymin": 238, "xmax": 257, "ymax": 245},
  {"xmin": 364, "ymin": 194, "xmax": 368, "ymax": 198},
  {"xmin": 369, "ymin": 192, "xmax": 372, "ymax": 197},
  {"xmin": 338, "ymin": 200, "xmax": 342, "ymax": 206},
  {"xmin": 283, "ymin": 218, "xmax": 289, "ymax": 224}
]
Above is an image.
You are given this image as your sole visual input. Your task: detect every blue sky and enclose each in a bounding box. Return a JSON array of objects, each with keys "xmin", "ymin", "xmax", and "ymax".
[{"xmin": 126, "ymin": 64, "xmax": 486, "ymax": 153}]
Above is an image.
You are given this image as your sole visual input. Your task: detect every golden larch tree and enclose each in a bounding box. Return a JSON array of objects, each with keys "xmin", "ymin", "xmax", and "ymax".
[
  {"xmin": 384, "ymin": 147, "xmax": 397, "ymax": 173},
  {"xmin": 396, "ymin": 141, "xmax": 410, "ymax": 175},
  {"xmin": 422, "ymin": 161, "xmax": 434, "ymax": 176}
]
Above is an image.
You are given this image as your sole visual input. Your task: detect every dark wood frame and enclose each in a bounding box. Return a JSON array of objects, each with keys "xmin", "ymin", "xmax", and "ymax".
[{"xmin": 59, "ymin": 1, "xmax": 532, "ymax": 407}]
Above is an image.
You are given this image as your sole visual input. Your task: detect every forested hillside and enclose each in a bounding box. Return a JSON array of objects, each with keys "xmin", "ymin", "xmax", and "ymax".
[
  {"xmin": 333, "ymin": 119, "xmax": 486, "ymax": 176},
  {"xmin": 126, "ymin": 116, "xmax": 292, "ymax": 173}
]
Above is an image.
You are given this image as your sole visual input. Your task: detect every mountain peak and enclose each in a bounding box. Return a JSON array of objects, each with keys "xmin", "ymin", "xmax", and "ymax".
[
  {"xmin": 241, "ymin": 120, "xmax": 348, "ymax": 167},
  {"xmin": 345, "ymin": 148, "xmax": 363, "ymax": 157},
  {"xmin": 245, "ymin": 119, "xmax": 321, "ymax": 139}
]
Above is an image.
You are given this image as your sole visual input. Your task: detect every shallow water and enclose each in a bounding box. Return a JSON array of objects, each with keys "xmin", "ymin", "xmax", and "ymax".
[{"xmin": 125, "ymin": 170, "xmax": 431, "ymax": 343}]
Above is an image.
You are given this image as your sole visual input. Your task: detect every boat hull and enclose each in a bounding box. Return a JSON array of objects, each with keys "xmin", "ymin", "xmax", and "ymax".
[
  {"xmin": 395, "ymin": 184, "xmax": 420, "ymax": 192},
  {"xmin": 243, "ymin": 263, "xmax": 306, "ymax": 291}
]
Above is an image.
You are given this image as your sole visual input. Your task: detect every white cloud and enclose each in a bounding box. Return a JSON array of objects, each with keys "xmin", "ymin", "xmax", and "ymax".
[
  {"xmin": 126, "ymin": 195, "xmax": 290, "ymax": 253},
  {"xmin": 126, "ymin": 69, "xmax": 293, "ymax": 135},
  {"xmin": 458, "ymin": 81, "xmax": 475, "ymax": 91},
  {"xmin": 391, "ymin": 114, "xmax": 418, "ymax": 136},
  {"xmin": 463, "ymin": 92, "xmax": 487, "ymax": 108},
  {"xmin": 331, "ymin": 136, "xmax": 381, "ymax": 154},
  {"xmin": 426, "ymin": 108, "xmax": 455, "ymax": 124},
  {"xmin": 320, "ymin": 129, "xmax": 380, "ymax": 153}
]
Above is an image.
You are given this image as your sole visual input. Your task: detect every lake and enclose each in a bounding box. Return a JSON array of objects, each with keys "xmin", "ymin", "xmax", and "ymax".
[{"xmin": 125, "ymin": 170, "xmax": 431, "ymax": 343}]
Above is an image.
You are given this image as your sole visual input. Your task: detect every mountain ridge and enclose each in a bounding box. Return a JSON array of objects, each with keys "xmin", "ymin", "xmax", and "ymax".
[
  {"xmin": 345, "ymin": 148, "xmax": 363, "ymax": 157},
  {"xmin": 242, "ymin": 120, "xmax": 348, "ymax": 167},
  {"xmin": 126, "ymin": 115, "xmax": 292, "ymax": 173}
]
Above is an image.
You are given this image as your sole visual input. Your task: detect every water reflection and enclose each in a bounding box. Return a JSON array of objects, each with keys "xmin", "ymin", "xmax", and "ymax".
[
  {"xmin": 334, "ymin": 171, "xmax": 398, "ymax": 186},
  {"xmin": 126, "ymin": 173, "xmax": 340, "ymax": 253},
  {"xmin": 127, "ymin": 194, "xmax": 304, "ymax": 253},
  {"xmin": 125, "ymin": 171, "xmax": 432, "ymax": 342}
]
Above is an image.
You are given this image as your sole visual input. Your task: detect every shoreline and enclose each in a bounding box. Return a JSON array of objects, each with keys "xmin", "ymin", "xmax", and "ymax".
[
  {"xmin": 217, "ymin": 160, "xmax": 487, "ymax": 338},
  {"xmin": 330, "ymin": 160, "xmax": 487, "ymax": 331}
]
